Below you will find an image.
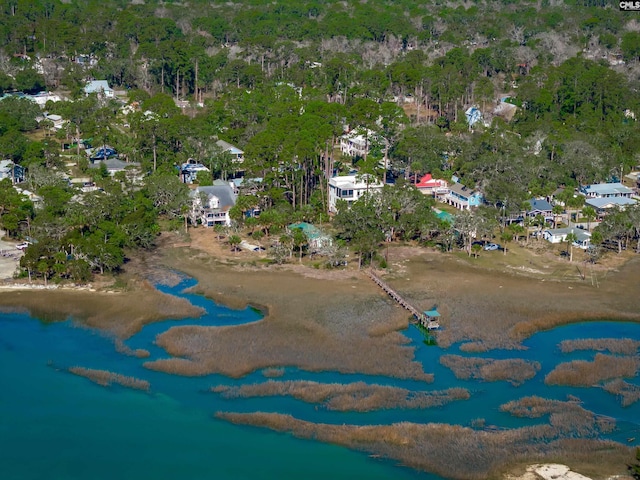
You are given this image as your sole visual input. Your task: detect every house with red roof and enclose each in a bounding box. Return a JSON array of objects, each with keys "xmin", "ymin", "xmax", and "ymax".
[{"xmin": 415, "ymin": 174, "xmax": 449, "ymax": 197}]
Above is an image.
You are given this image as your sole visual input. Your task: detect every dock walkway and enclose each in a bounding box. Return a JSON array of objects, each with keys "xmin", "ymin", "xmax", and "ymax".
[{"xmin": 365, "ymin": 270, "xmax": 440, "ymax": 330}]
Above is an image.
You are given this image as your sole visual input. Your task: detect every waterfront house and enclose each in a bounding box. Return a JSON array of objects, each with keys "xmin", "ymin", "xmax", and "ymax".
[
  {"xmin": 543, "ymin": 227, "xmax": 591, "ymax": 249},
  {"xmin": 190, "ymin": 181, "xmax": 237, "ymax": 227},
  {"xmin": 328, "ymin": 174, "xmax": 384, "ymax": 213},
  {"xmin": 415, "ymin": 174, "xmax": 449, "ymax": 197},
  {"xmin": 509, "ymin": 198, "xmax": 554, "ymax": 223},
  {"xmin": 526, "ymin": 198, "xmax": 554, "ymax": 221},
  {"xmin": 443, "ymin": 183, "xmax": 483, "ymax": 210}
]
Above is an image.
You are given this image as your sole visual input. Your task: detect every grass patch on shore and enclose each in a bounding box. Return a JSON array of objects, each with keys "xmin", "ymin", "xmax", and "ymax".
[
  {"xmin": 212, "ymin": 380, "xmax": 468, "ymax": 412},
  {"xmin": 559, "ymin": 338, "xmax": 640, "ymax": 355},
  {"xmin": 215, "ymin": 408, "xmax": 631, "ymax": 480},
  {"xmin": 545, "ymin": 354, "xmax": 640, "ymax": 387},
  {"xmin": 68, "ymin": 367, "xmax": 150, "ymax": 391},
  {"xmin": 603, "ymin": 379, "xmax": 640, "ymax": 407},
  {"xmin": 440, "ymin": 355, "xmax": 541, "ymax": 386}
]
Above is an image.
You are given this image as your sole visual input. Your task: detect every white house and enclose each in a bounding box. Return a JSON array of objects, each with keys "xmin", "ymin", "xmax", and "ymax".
[
  {"xmin": 579, "ymin": 182, "xmax": 633, "ymax": 199},
  {"xmin": 328, "ymin": 174, "xmax": 384, "ymax": 213},
  {"xmin": 543, "ymin": 227, "xmax": 591, "ymax": 249},
  {"xmin": 339, "ymin": 128, "xmax": 377, "ymax": 158},
  {"xmin": 84, "ymin": 80, "xmax": 114, "ymax": 98},
  {"xmin": 190, "ymin": 181, "xmax": 237, "ymax": 227},
  {"xmin": 26, "ymin": 92, "xmax": 62, "ymax": 106}
]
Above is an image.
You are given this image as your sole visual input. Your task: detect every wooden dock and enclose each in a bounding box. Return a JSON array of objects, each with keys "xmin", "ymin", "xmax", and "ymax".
[{"xmin": 365, "ymin": 270, "xmax": 440, "ymax": 330}]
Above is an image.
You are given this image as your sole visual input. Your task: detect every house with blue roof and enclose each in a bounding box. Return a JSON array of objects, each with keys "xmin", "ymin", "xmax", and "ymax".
[
  {"xmin": 84, "ymin": 80, "xmax": 114, "ymax": 99},
  {"xmin": 508, "ymin": 198, "xmax": 554, "ymax": 224}
]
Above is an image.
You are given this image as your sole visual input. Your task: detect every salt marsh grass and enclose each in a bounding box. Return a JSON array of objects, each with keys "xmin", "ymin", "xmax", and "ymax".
[
  {"xmin": 68, "ymin": 367, "xmax": 150, "ymax": 391},
  {"xmin": 114, "ymin": 338, "xmax": 150, "ymax": 358},
  {"xmin": 500, "ymin": 396, "xmax": 616, "ymax": 436},
  {"xmin": 559, "ymin": 338, "xmax": 640, "ymax": 355},
  {"xmin": 212, "ymin": 380, "xmax": 469, "ymax": 411},
  {"xmin": 440, "ymin": 355, "xmax": 541, "ymax": 386},
  {"xmin": 0, "ymin": 288, "xmax": 204, "ymax": 338},
  {"xmin": 545, "ymin": 354, "xmax": 640, "ymax": 386},
  {"xmin": 603, "ymin": 379, "xmax": 640, "ymax": 407},
  {"xmin": 216, "ymin": 409, "xmax": 630, "ymax": 480}
]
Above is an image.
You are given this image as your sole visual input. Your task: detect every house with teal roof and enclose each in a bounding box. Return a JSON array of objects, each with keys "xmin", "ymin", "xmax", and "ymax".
[{"xmin": 288, "ymin": 222, "xmax": 333, "ymax": 250}]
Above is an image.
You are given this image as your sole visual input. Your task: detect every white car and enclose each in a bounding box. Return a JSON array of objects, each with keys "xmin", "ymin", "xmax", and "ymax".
[{"xmin": 16, "ymin": 242, "xmax": 31, "ymax": 251}]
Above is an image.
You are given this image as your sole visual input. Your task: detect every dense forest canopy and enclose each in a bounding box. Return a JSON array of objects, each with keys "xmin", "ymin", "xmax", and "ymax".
[{"xmin": 1, "ymin": 0, "xmax": 640, "ymax": 279}]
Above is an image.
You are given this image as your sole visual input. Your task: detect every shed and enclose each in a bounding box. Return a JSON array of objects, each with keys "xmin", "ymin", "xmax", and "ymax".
[{"xmin": 422, "ymin": 308, "xmax": 441, "ymax": 330}]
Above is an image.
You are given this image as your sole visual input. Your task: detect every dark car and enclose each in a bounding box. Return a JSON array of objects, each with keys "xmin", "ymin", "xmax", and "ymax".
[{"xmin": 90, "ymin": 146, "xmax": 117, "ymax": 160}]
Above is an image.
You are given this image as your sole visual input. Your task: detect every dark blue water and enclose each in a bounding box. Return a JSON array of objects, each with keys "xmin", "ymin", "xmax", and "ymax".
[{"xmin": 1, "ymin": 275, "xmax": 639, "ymax": 480}]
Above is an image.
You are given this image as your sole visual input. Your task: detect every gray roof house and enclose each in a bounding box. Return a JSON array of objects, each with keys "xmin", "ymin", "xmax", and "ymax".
[
  {"xmin": 580, "ymin": 182, "xmax": 633, "ymax": 198},
  {"xmin": 216, "ymin": 139, "xmax": 244, "ymax": 164},
  {"xmin": 88, "ymin": 158, "xmax": 141, "ymax": 177},
  {"xmin": 190, "ymin": 181, "xmax": 237, "ymax": 227},
  {"xmin": 585, "ymin": 196, "xmax": 637, "ymax": 215}
]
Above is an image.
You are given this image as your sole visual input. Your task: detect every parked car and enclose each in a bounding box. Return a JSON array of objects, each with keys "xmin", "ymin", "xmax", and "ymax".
[
  {"xmin": 483, "ymin": 243, "xmax": 500, "ymax": 251},
  {"xmin": 16, "ymin": 242, "xmax": 31, "ymax": 251},
  {"xmin": 90, "ymin": 146, "xmax": 117, "ymax": 160}
]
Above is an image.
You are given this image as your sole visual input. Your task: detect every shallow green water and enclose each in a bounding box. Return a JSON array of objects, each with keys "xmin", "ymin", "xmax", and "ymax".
[{"xmin": 1, "ymin": 276, "xmax": 639, "ymax": 479}]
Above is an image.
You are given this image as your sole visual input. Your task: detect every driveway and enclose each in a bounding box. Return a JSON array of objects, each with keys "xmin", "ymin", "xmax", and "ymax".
[{"xmin": 0, "ymin": 233, "xmax": 24, "ymax": 280}]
